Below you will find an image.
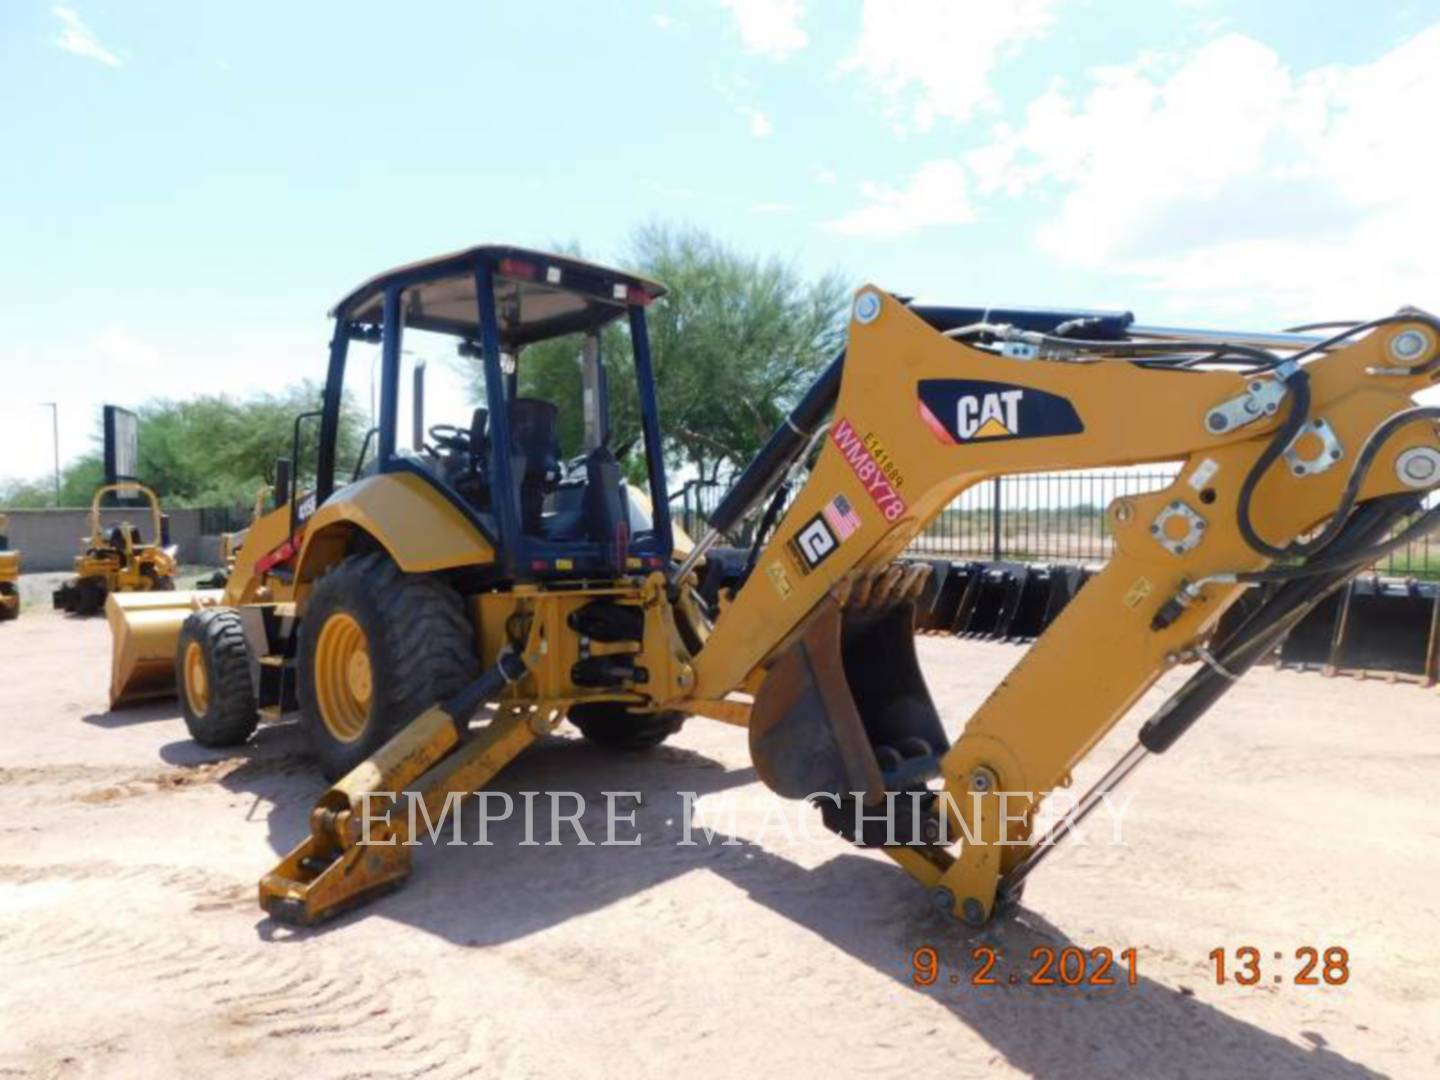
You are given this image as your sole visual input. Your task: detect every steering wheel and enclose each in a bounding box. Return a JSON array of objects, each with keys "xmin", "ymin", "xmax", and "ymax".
[{"xmin": 428, "ymin": 424, "xmax": 471, "ymax": 452}]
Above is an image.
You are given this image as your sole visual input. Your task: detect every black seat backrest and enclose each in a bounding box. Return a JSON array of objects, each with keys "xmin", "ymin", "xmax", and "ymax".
[
  {"xmin": 581, "ymin": 446, "xmax": 629, "ymax": 569},
  {"xmin": 509, "ymin": 398, "xmax": 561, "ymax": 534}
]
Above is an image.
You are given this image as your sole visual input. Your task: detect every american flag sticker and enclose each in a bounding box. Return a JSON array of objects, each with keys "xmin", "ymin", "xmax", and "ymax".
[{"xmin": 822, "ymin": 493, "xmax": 861, "ymax": 540}]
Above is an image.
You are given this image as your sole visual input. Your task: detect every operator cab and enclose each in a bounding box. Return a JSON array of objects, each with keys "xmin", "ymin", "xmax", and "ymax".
[{"xmin": 317, "ymin": 246, "xmax": 674, "ymax": 581}]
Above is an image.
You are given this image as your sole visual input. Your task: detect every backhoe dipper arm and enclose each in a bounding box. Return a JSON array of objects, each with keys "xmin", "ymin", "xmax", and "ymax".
[{"xmin": 691, "ymin": 287, "xmax": 1440, "ymax": 922}]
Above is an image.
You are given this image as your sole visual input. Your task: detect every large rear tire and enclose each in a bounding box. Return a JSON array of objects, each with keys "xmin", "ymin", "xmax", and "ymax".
[
  {"xmin": 298, "ymin": 552, "xmax": 478, "ymax": 781},
  {"xmin": 568, "ymin": 703, "xmax": 684, "ymax": 751},
  {"xmin": 177, "ymin": 608, "xmax": 259, "ymax": 747}
]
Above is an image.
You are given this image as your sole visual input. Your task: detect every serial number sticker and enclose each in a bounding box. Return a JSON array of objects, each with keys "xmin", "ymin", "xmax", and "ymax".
[
  {"xmin": 912, "ymin": 945, "xmax": 1139, "ymax": 988},
  {"xmin": 832, "ymin": 417, "xmax": 908, "ymax": 522},
  {"xmin": 1188, "ymin": 457, "xmax": 1220, "ymax": 490}
]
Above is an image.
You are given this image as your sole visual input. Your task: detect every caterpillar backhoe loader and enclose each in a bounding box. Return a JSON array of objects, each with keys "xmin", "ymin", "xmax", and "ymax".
[
  {"xmin": 53, "ymin": 484, "xmax": 178, "ymax": 616},
  {"xmin": 223, "ymin": 245, "xmax": 1437, "ymax": 929},
  {"xmin": 106, "ymin": 482, "xmax": 298, "ymax": 710},
  {"xmin": 0, "ymin": 515, "xmax": 20, "ymax": 621}
]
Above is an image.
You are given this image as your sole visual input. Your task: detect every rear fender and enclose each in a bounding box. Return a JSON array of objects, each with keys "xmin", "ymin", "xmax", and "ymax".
[{"xmin": 293, "ymin": 472, "xmax": 495, "ymax": 592}]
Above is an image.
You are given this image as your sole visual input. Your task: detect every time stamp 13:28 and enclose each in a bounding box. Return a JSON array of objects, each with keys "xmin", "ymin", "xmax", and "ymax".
[{"xmin": 909, "ymin": 945, "xmax": 1351, "ymax": 988}]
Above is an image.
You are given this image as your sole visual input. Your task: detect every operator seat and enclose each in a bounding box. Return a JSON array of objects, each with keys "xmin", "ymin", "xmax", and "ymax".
[
  {"xmin": 509, "ymin": 398, "xmax": 560, "ymax": 534},
  {"xmin": 449, "ymin": 406, "xmax": 491, "ymax": 511},
  {"xmin": 580, "ymin": 446, "xmax": 629, "ymax": 569}
]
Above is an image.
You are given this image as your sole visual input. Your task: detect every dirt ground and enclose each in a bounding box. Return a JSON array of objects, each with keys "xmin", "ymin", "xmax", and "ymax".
[{"xmin": 1, "ymin": 594, "xmax": 1437, "ymax": 1079}]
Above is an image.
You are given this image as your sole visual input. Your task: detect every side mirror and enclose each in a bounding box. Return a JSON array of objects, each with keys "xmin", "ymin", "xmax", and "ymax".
[{"xmin": 274, "ymin": 457, "xmax": 292, "ymax": 510}]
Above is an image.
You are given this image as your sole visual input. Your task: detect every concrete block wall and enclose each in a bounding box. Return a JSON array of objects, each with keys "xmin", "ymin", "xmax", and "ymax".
[{"xmin": 0, "ymin": 507, "xmax": 210, "ymax": 572}]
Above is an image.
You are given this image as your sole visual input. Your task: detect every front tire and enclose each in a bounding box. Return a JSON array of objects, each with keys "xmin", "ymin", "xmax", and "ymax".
[
  {"xmin": 298, "ymin": 553, "xmax": 478, "ymax": 781},
  {"xmin": 568, "ymin": 703, "xmax": 684, "ymax": 751},
  {"xmin": 177, "ymin": 608, "xmax": 258, "ymax": 747}
]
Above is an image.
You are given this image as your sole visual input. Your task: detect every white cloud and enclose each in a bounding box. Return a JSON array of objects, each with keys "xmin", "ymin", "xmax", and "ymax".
[
  {"xmin": 814, "ymin": 168, "xmax": 837, "ymax": 185},
  {"xmin": 747, "ymin": 108, "xmax": 773, "ymax": 137},
  {"xmin": 824, "ymin": 159, "xmax": 974, "ymax": 237},
  {"xmin": 653, "ymin": 12, "xmax": 674, "ymax": 30},
  {"xmin": 968, "ymin": 28, "xmax": 1440, "ymax": 318},
  {"xmin": 53, "ymin": 5, "xmax": 121, "ymax": 67},
  {"xmin": 720, "ymin": 0, "xmax": 807, "ymax": 61},
  {"xmin": 841, "ymin": 0, "xmax": 1056, "ymax": 131}
]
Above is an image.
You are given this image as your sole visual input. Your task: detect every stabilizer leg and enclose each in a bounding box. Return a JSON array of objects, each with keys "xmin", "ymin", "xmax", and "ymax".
[{"xmin": 259, "ymin": 649, "xmax": 538, "ymax": 927}]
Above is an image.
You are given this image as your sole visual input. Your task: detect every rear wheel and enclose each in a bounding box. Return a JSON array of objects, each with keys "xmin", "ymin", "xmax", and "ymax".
[
  {"xmin": 0, "ymin": 583, "xmax": 17, "ymax": 621},
  {"xmin": 298, "ymin": 552, "xmax": 478, "ymax": 781},
  {"xmin": 177, "ymin": 608, "xmax": 258, "ymax": 747},
  {"xmin": 568, "ymin": 703, "xmax": 684, "ymax": 751}
]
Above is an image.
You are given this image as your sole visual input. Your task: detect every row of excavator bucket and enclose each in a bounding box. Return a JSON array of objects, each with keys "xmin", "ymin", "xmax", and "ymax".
[
  {"xmin": 911, "ymin": 557, "xmax": 1440, "ymax": 686},
  {"xmin": 1277, "ymin": 574, "xmax": 1440, "ymax": 684},
  {"xmin": 913, "ymin": 559, "xmax": 1090, "ymax": 642}
]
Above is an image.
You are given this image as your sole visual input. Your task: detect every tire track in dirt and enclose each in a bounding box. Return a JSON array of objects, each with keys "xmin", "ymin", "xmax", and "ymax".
[{"xmin": 0, "ymin": 753, "xmax": 317, "ymax": 813}]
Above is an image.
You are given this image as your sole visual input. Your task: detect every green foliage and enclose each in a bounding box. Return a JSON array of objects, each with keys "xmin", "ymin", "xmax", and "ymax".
[
  {"xmin": 472, "ymin": 223, "xmax": 850, "ymax": 482},
  {"xmin": 0, "ymin": 382, "xmax": 364, "ymax": 510},
  {"xmin": 633, "ymin": 222, "xmax": 848, "ymax": 479}
]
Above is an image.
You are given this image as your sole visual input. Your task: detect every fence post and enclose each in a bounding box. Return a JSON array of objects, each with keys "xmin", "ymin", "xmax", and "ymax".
[{"xmin": 990, "ymin": 478, "xmax": 1002, "ymax": 562}]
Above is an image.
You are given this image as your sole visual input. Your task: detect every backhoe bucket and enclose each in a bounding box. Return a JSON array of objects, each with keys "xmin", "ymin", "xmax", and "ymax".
[
  {"xmin": 106, "ymin": 590, "xmax": 222, "ymax": 708},
  {"xmin": 749, "ymin": 563, "xmax": 949, "ymax": 843}
]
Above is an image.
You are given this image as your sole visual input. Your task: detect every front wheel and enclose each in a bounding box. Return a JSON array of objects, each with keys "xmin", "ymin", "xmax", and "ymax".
[
  {"xmin": 177, "ymin": 608, "xmax": 258, "ymax": 747},
  {"xmin": 298, "ymin": 553, "xmax": 478, "ymax": 781},
  {"xmin": 568, "ymin": 703, "xmax": 684, "ymax": 751}
]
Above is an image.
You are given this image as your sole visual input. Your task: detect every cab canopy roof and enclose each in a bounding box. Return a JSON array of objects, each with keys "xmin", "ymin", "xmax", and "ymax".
[{"xmin": 330, "ymin": 245, "xmax": 667, "ymax": 348}]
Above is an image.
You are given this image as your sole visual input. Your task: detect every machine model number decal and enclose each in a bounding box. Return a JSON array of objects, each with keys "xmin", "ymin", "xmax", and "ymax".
[
  {"xmin": 832, "ymin": 418, "xmax": 908, "ymax": 521},
  {"xmin": 917, "ymin": 380, "xmax": 1084, "ymax": 444},
  {"xmin": 787, "ymin": 513, "xmax": 839, "ymax": 574}
]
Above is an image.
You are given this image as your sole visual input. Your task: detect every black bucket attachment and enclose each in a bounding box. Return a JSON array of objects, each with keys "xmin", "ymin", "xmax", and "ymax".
[
  {"xmin": 1331, "ymin": 576, "xmax": 1439, "ymax": 679},
  {"xmin": 750, "ymin": 563, "xmax": 950, "ymax": 845},
  {"xmin": 958, "ymin": 563, "xmax": 1028, "ymax": 637},
  {"xmin": 1008, "ymin": 564, "xmax": 1086, "ymax": 640},
  {"xmin": 1277, "ymin": 588, "xmax": 1346, "ymax": 670}
]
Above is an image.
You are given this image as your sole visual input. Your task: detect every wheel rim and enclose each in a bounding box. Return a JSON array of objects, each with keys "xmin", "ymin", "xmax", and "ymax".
[
  {"xmin": 314, "ymin": 612, "xmax": 373, "ymax": 743},
  {"xmin": 183, "ymin": 641, "xmax": 209, "ymax": 715}
]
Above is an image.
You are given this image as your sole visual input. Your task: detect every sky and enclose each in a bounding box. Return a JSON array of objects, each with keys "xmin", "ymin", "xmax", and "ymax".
[{"xmin": 2, "ymin": 0, "xmax": 1439, "ymax": 484}]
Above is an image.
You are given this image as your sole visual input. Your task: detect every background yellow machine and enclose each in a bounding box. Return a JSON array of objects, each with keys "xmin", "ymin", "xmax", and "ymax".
[
  {"xmin": 167, "ymin": 246, "xmax": 1439, "ymax": 929},
  {"xmin": 106, "ymin": 483, "xmax": 297, "ymax": 710},
  {"xmin": 53, "ymin": 483, "xmax": 178, "ymax": 616},
  {"xmin": 0, "ymin": 514, "xmax": 20, "ymax": 621}
]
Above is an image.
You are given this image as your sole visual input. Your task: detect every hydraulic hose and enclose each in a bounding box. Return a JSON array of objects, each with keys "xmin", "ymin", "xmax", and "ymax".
[{"xmin": 1235, "ymin": 368, "xmax": 1313, "ymax": 558}]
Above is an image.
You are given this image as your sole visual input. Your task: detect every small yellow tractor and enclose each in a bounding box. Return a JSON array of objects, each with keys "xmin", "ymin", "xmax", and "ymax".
[
  {"xmin": 53, "ymin": 483, "xmax": 178, "ymax": 616},
  {"xmin": 0, "ymin": 514, "xmax": 20, "ymax": 621}
]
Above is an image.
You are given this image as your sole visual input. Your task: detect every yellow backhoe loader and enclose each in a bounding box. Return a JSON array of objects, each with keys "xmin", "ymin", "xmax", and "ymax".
[
  {"xmin": 181, "ymin": 246, "xmax": 1437, "ymax": 930},
  {"xmin": 0, "ymin": 514, "xmax": 20, "ymax": 621},
  {"xmin": 53, "ymin": 484, "xmax": 178, "ymax": 616},
  {"xmin": 107, "ymin": 483, "xmax": 297, "ymax": 710}
]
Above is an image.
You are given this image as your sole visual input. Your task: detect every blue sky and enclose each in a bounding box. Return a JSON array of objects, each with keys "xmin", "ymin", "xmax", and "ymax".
[{"xmin": 3, "ymin": 0, "xmax": 1439, "ymax": 482}]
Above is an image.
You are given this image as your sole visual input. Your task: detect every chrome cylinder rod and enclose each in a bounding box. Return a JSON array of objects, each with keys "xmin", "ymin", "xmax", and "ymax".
[
  {"xmin": 1126, "ymin": 324, "xmax": 1329, "ymax": 351},
  {"xmin": 997, "ymin": 741, "xmax": 1151, "ymax": 902}
]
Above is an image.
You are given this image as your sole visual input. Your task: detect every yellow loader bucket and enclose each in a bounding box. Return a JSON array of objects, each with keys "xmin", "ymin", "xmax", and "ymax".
[{"xmin": 106, "ymin": 590, "xmax": 223, "ymax": 708}]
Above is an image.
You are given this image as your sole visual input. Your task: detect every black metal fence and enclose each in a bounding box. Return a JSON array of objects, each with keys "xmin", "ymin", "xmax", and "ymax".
[
  {"xmin": 671, "ymin": 469, "xmax": 1440, "ymax": 581},
  {"xmin": 199, "ymin": 505, "xmax": 251, "ymax": 536}
]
